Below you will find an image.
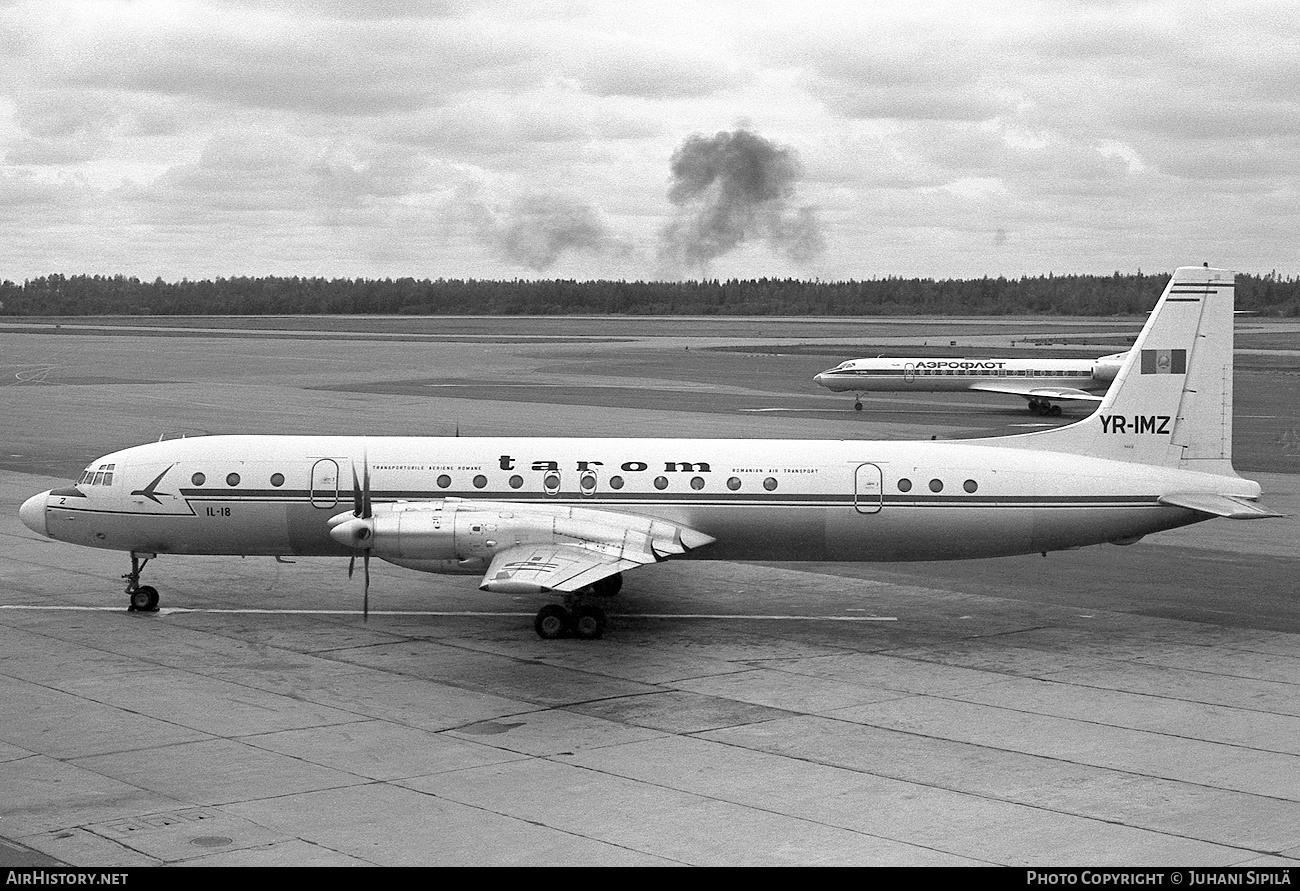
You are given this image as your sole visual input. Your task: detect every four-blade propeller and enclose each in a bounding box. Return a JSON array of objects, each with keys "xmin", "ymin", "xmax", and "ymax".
[{"xmin": 328, "ymin": 453, "xmax": 374, "ymax": 621}]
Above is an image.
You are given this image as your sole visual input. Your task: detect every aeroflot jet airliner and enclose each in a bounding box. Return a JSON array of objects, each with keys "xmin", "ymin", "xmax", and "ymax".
[
  {"xmin": 814, "ymin": 353, "xmax": 1128, "ymax": 414},
  {"xmin": 20, "ymin": 266, "xmax": 1279, "ymax": 640}
]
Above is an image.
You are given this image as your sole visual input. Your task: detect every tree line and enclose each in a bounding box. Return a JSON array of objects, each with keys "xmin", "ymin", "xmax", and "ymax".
[{"xmin": 1, "ymin": 271, "xmax": 1297, "ymax": 317}]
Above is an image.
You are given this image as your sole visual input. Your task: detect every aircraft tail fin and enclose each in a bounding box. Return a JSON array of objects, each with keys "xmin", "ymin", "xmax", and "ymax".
[{"xmin": 1005, "ymin": 266, "xmax": 1238, "ymax": 473}]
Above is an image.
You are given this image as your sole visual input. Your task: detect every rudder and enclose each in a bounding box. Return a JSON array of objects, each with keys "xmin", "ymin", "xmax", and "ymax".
[{"xmin": 1003, "ymin": 266, "xmax": 1237, "ymax": 473}]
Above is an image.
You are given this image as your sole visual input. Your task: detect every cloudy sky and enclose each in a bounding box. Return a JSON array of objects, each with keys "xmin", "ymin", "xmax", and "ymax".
[{"xmin": 2, "ymin": 0, "xmax": 1298, "ymax": 283}]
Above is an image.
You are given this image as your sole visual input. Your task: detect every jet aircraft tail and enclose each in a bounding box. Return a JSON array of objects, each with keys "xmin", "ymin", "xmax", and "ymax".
[{"xmin": 1004, "ymin": 265, "xmax": 1239, "ymax": 475}]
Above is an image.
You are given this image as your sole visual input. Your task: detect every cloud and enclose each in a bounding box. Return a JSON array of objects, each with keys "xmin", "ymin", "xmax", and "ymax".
[
  {"xmin": 658, "ymin": 126, "xmax": 825, "ymax": 271},
  {"xmin": 4, "ymin": 1, "xmax": 1300, "ymax": 281},
  {"xmin": 37, "ymin": 8, "xmax": 543, "ymax": 117},
  {"xmin": 560, "ymin": 34, "xmax": 742, "ymax": 99}
]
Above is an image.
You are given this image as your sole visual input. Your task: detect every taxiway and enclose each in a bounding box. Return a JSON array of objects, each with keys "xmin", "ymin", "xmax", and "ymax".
[{"xmin": 1, "ymin": 316, "xmax": 1297, "ymax": 866}]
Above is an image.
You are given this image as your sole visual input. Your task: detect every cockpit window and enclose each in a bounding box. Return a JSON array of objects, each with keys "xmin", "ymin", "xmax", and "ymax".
[{"xmin": 80, "ymin": 463, "xmax": 116, "ymax": 486}]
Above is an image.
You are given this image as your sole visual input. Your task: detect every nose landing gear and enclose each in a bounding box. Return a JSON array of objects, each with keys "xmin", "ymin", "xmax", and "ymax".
[{"xmin": 124, "ymin": 552, "xmax": 159, "ymax": 612}]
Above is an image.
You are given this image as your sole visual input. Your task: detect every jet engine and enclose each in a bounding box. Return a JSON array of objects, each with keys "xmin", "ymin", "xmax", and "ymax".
[{"xmin": 1091, "ymin": 352, "xmax": 1127, "ymax": 383}]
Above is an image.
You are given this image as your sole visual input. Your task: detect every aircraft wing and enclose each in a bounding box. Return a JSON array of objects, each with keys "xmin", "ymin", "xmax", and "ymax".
[
  {"xmin": 480, "ymin": 544, "xmax": 642, "ymax": 594},
  {"xmin": 968, "ymin": 383, "xmax": 1106, "ymax": 403},
  {"xmin": 455, "ymin": 503, "xmax": 716, "ymax": 594},
  {"xmin": 1158, "ymin": 493, "xmax": 1283, "ymax": 519}
]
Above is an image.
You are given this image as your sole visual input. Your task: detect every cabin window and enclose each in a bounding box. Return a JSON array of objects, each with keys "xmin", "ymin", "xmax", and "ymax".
[
  {"xmin": 437, "ymin": 474, "xmax": 451, "ymax": 489},
  {"xmin": 654, "ymin": 476, "xmax": 668, "ymax": 490},
  {"xmin": 509, "ymin": 475, "xmax": 523, "ymax": 489},
  {"xmin": 192, "ymin": 472, "xmax": 206, "ymax": 486},
  {"xmin": 579, "ymin": 471, "xmax": 597, "ymax": 495},
  {"xmin": 544, "ymin": 472, "xmax": 561, "ymax": 494},
  {"xmin": 929, "ymin": 478, "xmax": 943, "ymax": 492},
  {"xmin": 270, "ymin": 473, "xmax": 285, "ymax": 487},
  {"xmin": 964, "ymin": 479, "xmax": 978, "ymax": 493},
  {"xmin": 763, "ymin": 477, "xmax": 778, "ymax": 491},
  {"xmin": 897, "ymin": 478, "xmax": 912, "ymax": 492},
  {"xmin": 690, "ymin": 476, "xmax": 705, "ymax": 490},
  {"xmin": 609, "ymin": 476, "xmax": 624, "ymax": 489},
  {"xmin": 227, "ymin": 473, "xmax": 241, "ymax": 486},
  {"xmin": 727, "ymin": 477, "xmax": 741, "ymax": 490},
  {"xmin": 473, "ymin": 474, "xmax": 487, "ymax": 489}
]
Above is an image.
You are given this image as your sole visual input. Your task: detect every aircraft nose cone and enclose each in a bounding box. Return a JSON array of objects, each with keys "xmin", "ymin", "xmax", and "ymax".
[
  {"xmin": 814, "ymin": 373, "xmax": 826, "ymax": 384},
  {"xmin": 20, "ymin": 491, "xmax": 50, "ymax": 537}
]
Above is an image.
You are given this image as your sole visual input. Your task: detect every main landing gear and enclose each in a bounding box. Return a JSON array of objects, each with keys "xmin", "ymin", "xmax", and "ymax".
[
  {"xmin": 1027, "ymin": 399, "xmax": 1062, "ymax": 416},
  {"xmin": 123, "ymin": 551, "xmax": 159, "ymax": 612},
  {"xmin": 532, "ymin": 573, "xmax": 623, "ymax": 641}
]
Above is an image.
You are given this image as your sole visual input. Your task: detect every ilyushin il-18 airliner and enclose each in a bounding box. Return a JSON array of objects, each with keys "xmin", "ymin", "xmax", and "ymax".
[
  {"xmin": 20, "ymin": 266, "xmax": 1279, "ymax": 640},
  {"xmin": 814, "ymin": 352, "xmax": 1128, "ymax": 414}
]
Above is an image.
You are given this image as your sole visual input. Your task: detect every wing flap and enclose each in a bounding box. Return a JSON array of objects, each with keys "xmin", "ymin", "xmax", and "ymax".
[
  {"xmin": 481, "ymin": 545, "xmax": 639, "ymax": 594},
  {"xmin": 1158, "ymin": 492, "xmax": 1283, "ymax": 519},
  {"xmin": 968, "ymin": 383, "xmax": 1105, "ymax": 402}
]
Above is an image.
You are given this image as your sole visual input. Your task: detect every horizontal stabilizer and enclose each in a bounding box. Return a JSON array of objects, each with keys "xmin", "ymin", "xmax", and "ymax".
[{"xmin": 1158, "ymin": 492, "xmax": 1283, "ymax": 519}]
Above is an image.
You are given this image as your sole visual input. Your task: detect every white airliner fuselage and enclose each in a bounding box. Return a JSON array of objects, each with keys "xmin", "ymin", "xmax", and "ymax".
[
  {"xmin": 814, "ymin": 353, "xmax": 1126, "ymax": 414},
  {"xmin": 18, "ymin": 267, "xmax": 1278, "ymax": 639},
  {"xmin": 23, "ymin": 435, "xmax": 1253, "ymax": 563}
]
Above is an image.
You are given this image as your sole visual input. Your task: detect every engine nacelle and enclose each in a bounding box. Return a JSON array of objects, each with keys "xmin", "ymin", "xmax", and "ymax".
[
  {"xmin": 328, "ymin": 499, "xmax": 714, "ymax": 569},
  {"xmin": 1091, "ymin": 352, "xmax": 1127, "ymax": 383},
  {"xmin": 347, "ymin": 506, "xmax": 525, "ymax": 561},
  {"xmin": 333, "ymin": 503, "xmax": 628, "ymax": 563}
]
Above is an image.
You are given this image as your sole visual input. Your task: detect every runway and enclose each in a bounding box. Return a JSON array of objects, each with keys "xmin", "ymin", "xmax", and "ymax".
[{"xmin": 1, "ymin": 316, "xmax": 1297, "ymax": 866}]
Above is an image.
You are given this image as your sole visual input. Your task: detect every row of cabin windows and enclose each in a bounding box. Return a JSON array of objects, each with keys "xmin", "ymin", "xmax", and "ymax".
[
  {"xmin": 437, "ymin": 473, "xmax": 781, "ymax": 492},
  {"xmin": 191, "ymin": 472, "xmax": 285, "ymax": 487},
  {"xmin": 185, "ymin": 471, "xmax": 980, "ymax": 495},
  {"xmin": 919, "ymin": 369, "xmax": 1077, "ymax": 377},
  {"xmin": 187, "ymin": 471, "xmax": 781, "ymax": 492},
  {"xmin": 897, "ymin": 477, "xmax": 979, "ymax": 494}
]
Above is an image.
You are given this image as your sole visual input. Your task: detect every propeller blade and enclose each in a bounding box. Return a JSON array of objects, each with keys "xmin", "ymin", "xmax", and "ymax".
[
  {"xmin": 361, "ymin": 453, "xmax": 371, "ymax": 519},
  {"xmin": 346, "ymin": 451, "xmax": 373, "ymax": 622},
  {"xmin": 363, "ymin": 552, "xmax": 370, "ymax": 621}
]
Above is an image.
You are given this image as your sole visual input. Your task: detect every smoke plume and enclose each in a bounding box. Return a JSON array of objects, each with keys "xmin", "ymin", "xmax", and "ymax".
[
  {"xmin": 464, "ymin": 188, "xmax": 632, "ymax": 272},
  {"xmin": 659, "ymin": 127, "xmax": 825, "ymax": 272}
]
